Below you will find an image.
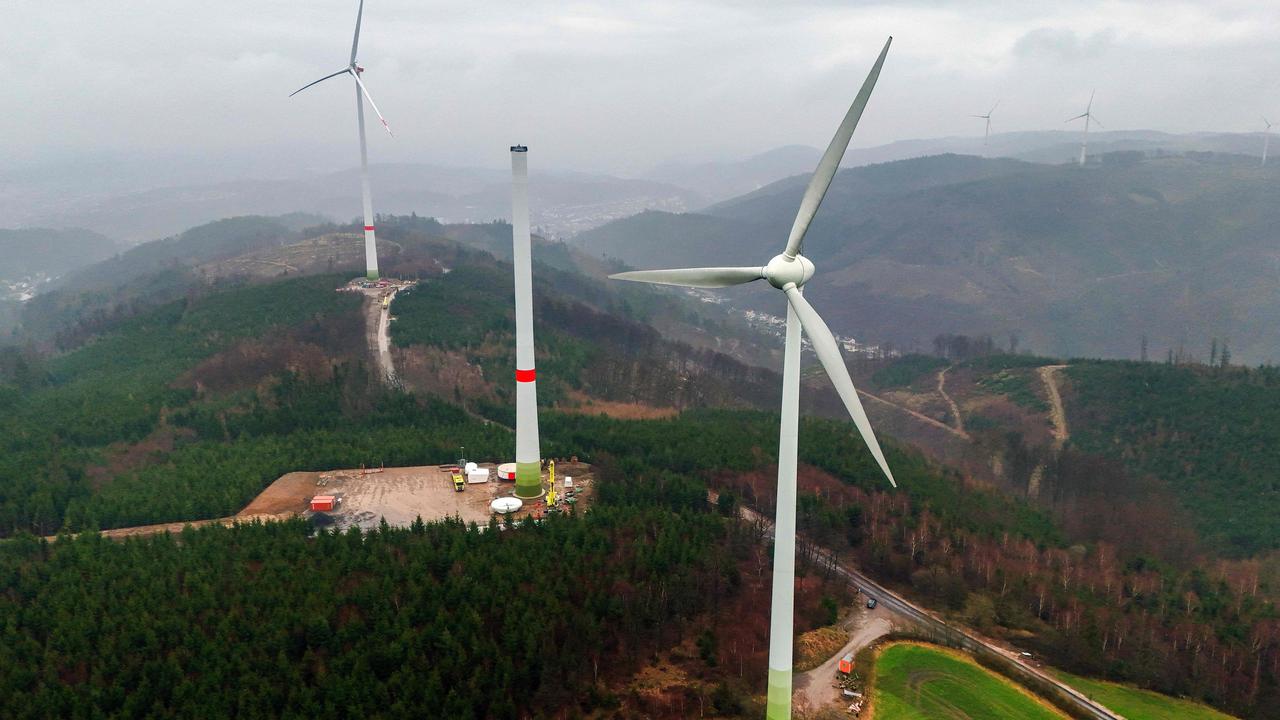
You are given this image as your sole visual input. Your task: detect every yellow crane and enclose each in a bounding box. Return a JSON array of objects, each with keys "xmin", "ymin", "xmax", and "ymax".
[{"xmin": 545, "ymin": 460, "xmax": 558, "ymax": 506}]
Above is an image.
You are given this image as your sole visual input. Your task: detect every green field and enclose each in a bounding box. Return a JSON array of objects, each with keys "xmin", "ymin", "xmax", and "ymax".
[
  {"xmin": 1055, "ymin": 671, "xmax": 1237, "ymax": 720},
  {"xmin": 872, "ymin": 643, "xmax": 1065, "ymax": 720}
]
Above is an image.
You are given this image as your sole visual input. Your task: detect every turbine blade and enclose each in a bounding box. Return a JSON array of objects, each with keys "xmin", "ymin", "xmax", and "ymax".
[
  {"xmin": 783, "ymin": 286, "xmax": 896, "ymax": 487},
  {"xmin": 1087, "ymin": 89, "xmax": 1095, "ymax": 113},
  {"xmin": 609, "ymin": 266, "xmax": 765, "ymax": 288},
  {"xmin": 351, "ymin": 0, "xmax": 365, "ymax": 65},
  {"xmin": 989, "ymin": 100, "xmax": 1000, "ymax": 115},
  {"xmin": 783, "ymin": 36, "xmax": 891, "ymax": 258},
  {"xmin": 289, "ymin": 68, "xmax": 351, "ymax": 97},
  {"xmin": 1065, "ymin": 112, "xmax": 1088, "ymax": 122},
  {"xmin": 352, "ymin": 72, "xmax": 393, "ymax": 135},
  {"xmin": 1090, "ymin": 114, "xmax": 1104, "ymax": 128}
]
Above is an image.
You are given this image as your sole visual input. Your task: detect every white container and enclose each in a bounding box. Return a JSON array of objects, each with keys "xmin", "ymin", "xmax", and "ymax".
[
  {"xmin": 464, "ymin": 461, "xmax": 479, "ymax": 474},
  {"xmin": 563, "ymin": 477, "xmax": 573, "ymax": 488},
  {"xmin": 467, "ymin": 469, "xmax": 490, "ymax": 484}
]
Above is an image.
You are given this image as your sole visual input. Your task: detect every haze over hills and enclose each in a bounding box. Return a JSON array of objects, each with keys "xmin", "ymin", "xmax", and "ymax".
[
  {"xmin": 579, "ymin": 151, "xmax": 1280, "ymax": 364},
  {"xmin": 0, "ymin": 228, "xmax": 118, "ymax": 281},
  {"xmin": 6, "ymin": 129, "xmax": 1271, "ymax": 249},
  {"xmin": 1, "ymin": 163, "xmax": 699, "ymax": 245}
]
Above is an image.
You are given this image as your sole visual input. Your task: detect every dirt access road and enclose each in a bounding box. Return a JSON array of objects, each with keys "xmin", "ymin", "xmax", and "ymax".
[
  {"xmin": 793, "ymin": 611, "xmax": 894, "ymax": 711},
  {"xmin": 858, "ymin": 387, "xmax": 970, "ymax": 441},
  {"xmin": 1038, "ymin": 364, "xmax": 1070, "ymax": 449},
  {"xmin": 936, "ymin": 366, "xmax": 967, "ymax": 436},
  {"xmin": 356, "ymin": 286, "xmax": 399, "ymax": 385}
]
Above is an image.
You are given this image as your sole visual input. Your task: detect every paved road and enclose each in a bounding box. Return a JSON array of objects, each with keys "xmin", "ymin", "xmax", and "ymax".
[
  {"xmin": 831, "ymin": 560, "xmax": 1118, "ymax": 719},
  {"xmin": 728, "ymin": 500, "xmax": 1121, "ymax": 720}
]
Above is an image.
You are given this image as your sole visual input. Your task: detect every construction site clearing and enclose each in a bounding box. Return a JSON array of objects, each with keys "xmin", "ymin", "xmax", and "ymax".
[
  {"xmin": 57, "ymin": 460, "xmax": 595, "ymax": 541},
  {"xmin": 298, "ymin": 460, "xmax": 595, "ymax": 531}
]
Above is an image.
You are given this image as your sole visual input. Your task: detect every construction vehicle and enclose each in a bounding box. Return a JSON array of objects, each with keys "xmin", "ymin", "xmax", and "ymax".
[{"xmin": 451, "ymin": 468, "xmax": 465, "ymax": 492}]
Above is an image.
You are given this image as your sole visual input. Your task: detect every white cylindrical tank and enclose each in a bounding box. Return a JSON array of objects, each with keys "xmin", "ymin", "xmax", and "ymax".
[{"xmin": 490, "ymin": 497, "xmax": 523, "ymax": 514}]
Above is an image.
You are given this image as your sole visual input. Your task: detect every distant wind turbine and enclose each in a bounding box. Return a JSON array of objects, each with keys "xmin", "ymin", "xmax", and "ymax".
[
  {"xmin": 611, "ymin": 37, "xmax": 898, "ymax": 720},
  {"xmin": 971, "ymin": 100, "xmax": 999, "ymax": 145},
  {"xmin": 1066, "ymin": 91, "xmax": 1102, "ymax": 166},
  {"xmin": 1263, "ymin": 117, "xmax": 1273, "ymax": 166},
  {"xmin": 290, "ymin": 0, "xmax": 392, "ymax": 280}
]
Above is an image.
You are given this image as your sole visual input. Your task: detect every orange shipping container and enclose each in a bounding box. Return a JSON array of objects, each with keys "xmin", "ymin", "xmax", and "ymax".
[
  {"xmin": 838, "ymin": 653, "xmax": 854, "ymax": 674},
  {"xmin": 311, "ymin": 495, "xmax": 336, "ymax": 512}
]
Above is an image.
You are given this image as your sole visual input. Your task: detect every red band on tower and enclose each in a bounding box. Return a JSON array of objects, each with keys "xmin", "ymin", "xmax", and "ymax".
[
  {"xmin": 515, "ymin": 368, "xmax": 536, "ymax": 383},
  {"xmin": 364, "ymin": 225, "xmax": 375, "ymax": 231}
]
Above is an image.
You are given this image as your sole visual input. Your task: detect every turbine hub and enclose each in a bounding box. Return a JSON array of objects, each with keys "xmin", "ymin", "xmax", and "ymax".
[{"xmin": 764, "ymin": 253, "xmax": 815, "ymax": 290}]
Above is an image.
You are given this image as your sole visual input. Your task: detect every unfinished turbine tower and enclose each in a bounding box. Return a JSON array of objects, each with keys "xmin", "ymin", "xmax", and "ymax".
[
  {"xmin": 612, "ymin": 37, "xmax": 897, "ymax": 720},
  {"xmin": 510, "ymin": 145, "xmax": 542, "ymax": 499},
  {"xmin": 290, "ymin": 0, "xmax": 392, "ymax": 280},
  {"xmin": 1067, "ymin": 91, "xmax": 1102, "ymax": 166}
]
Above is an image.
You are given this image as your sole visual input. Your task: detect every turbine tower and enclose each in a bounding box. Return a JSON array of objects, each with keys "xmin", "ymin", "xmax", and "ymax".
[
  {"xmin": 611, "ymin": 37, "xmax": 897, "ymax": 720},
  {"xmin": 510, "ymin": 145, "xmax": 542, "ymax": 499},
  {"xmin": 290, "ymin": 0, "xmax": 392, "ymax": 280},
  {"xmin": 971, "ymin": 100, "xmax": 999, "ymax": 146},
  {"xmin": 1066, "ymin": 91, "xmax": 1102, "ymax": 166},
  {"xmin": 1263, "ymin": 117, "xmax": 1273, "ymax": 167}
]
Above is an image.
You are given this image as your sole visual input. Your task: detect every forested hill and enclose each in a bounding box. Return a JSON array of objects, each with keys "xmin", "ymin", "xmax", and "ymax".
[
  {"xmin": 1064, "ymin": 360, "xmax": 1280, "ymax": 556},
  {"xmin": 5, "ymin": 214, "xmax": 1280, "ymax": 716},
  {"xmin": 0, "ymin": 212, "xmax": 793, "ymax": 535},
  {"xmin": 0, "ymin": 227, "xmax": 117, "ymax": 282},
  {"xmin": 577, "ymin": 151, "xmax": 1280, "ymax": 364},
  {"xmin": 854, "ymin": 347, "xmax": 1280, "ymax": 558}
]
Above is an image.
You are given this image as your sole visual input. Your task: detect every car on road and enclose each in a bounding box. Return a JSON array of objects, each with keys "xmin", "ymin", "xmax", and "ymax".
[{"xmin": 866, "ymin": 598, "xmax": 878, "ymax": 609}]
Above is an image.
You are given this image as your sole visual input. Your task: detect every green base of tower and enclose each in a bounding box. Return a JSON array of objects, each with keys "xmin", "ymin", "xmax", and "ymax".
[
  {"xmin": 366, "ymin": 270, "xmax": 380, "ymax": 281},
  {"xmin": 514, "ymin": 461, "xmax": 542, "ymax": 499},
  {"xmin": 765, "ymin": 667, "xmax": 791, "ymax": 719}
]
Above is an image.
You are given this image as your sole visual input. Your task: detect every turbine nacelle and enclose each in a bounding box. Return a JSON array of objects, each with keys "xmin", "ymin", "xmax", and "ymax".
[{"xmin": 765, "ymin": 253, "xmax": 815, "ymax": 290}]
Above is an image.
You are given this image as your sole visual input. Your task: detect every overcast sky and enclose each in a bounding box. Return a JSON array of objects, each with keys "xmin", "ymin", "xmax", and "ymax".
[{"xmin": 4, "ymin": 0, "xmax": 1279, "ymax": 177}]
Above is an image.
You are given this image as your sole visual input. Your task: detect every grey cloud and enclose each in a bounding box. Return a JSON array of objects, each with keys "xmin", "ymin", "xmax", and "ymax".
[{"xmin": 1013, "ymin": 27, "xmax": 1117, "ymax": 61}]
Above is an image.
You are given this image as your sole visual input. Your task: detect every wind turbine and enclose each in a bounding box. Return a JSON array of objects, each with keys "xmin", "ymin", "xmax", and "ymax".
[
  {"xmin": 1263, "ymin": 117, "xmax": 1273, "ymax": 167},
  {"xmin": 1066, "ymin": 91, "xmax": 1102, "ymax": 166},
  {"xmin": 290, "ymin": 0, "xmax": 393, "ymax": 280},
  {"xmin": 971, "ymin": 100, "xmax": 999, "ymax": 146},
  {"xmin": 610, "ymin": 37, "xmax": 897, "ymax": 720}
]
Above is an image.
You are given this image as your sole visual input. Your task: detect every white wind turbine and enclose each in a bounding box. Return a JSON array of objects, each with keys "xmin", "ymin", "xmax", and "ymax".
[
  {"xmin": 610, "ymin": 37, "xmax": 896, "ymax": 720},
  {"xmin": 1262, "ymin": 117, "xmax": 1273, "ymax": 167},
  {"xmin": 971, "ymin": 100, "xmax": 999, "ymax": 146},
  {"xmin": 1066, "ymin": 90, "xmax": 1102, "ymax": 166},
  {"xmin": 290, "ymin": 0, "xmax": 393, "ymax": 280}
]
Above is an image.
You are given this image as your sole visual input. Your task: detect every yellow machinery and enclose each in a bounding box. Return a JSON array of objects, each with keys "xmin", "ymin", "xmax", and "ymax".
[
  {"xmin": 451, "ymin": 470, "xmax": 465, "ymax": 492},
  {"xmin": 545, "ymin": 460, "xmax": 558, "ymax": 505}
]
